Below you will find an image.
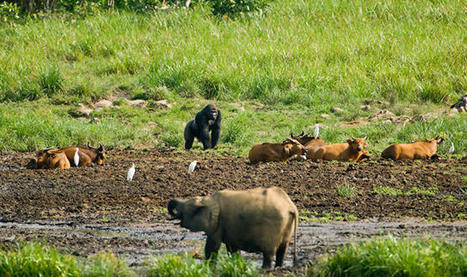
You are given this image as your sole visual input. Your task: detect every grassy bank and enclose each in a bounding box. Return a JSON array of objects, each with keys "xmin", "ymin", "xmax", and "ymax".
[
  {"xmin": 0, "ymin": 98, "xmax": 465, "ymax": 155},
  {"xmin": 0, "ymin": 0, "xmax": 465, "ymax": 105},
  {"xmin": 0, "ymin": 0, "xmax": 466, "ymax": 155}
]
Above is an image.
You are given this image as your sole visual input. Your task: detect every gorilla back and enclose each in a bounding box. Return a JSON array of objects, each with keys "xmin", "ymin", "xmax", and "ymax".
[{"xmin": 184, "ymin": 104, "xmax": 221, "ymax": 150}]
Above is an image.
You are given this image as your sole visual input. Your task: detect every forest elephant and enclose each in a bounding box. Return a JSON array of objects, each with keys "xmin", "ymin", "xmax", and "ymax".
[
  {"xmin": 168, "ymin": 186, "xmax": 298, "ymax": 269},
  {"xmin": 184, "ymin": 104, "xmax": 221, "ymax": 150}
]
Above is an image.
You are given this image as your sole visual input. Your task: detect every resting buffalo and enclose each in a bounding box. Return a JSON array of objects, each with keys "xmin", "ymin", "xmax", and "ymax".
[
  {"xmin": 248, "ymin": 138, "xmax": 307, "ymax": 163},
  {"xmin": 168, "ymin": 187, "xmax": 298, "ymax": 269},
  {"xmin": 381, "ymin": 137, "xmax": 444, "ymax": 160},
  {"xmin": 59, "ymin": 144, "xmax": 105, "ymax": 167},
  {"xmin": 290, "ymin": 131, "xmax": 326, "ymax": 149},
  {"xmin": 308, "ymin": 137, "xmax": 368, "ymax": 162},
  {"xmin": 27, "ymin": 149, "xmax": 70, "ymax": 169}
]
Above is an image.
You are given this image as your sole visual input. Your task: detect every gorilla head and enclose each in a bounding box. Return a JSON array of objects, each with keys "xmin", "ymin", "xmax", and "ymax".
[
  {"xmin": 207, "ymin": 104, "xmax": 218, "ymax": 124},
  {"xmin": 184, "ymin": 104, "xmax": 222, "ymax": 150}
]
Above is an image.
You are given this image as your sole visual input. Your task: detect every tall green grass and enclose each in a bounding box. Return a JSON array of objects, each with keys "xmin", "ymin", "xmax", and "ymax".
[
  {"xmin": 146, "ymin": 253, "xmax": 258, "ymax": 277},
  {"xmin": 309, "ymin": 236, "xmax": 467, "ymax": 277},
  {"xmin": 0, "ymin": 0, "xmax": 465, "ymax": 105},
  {"xmin": 0, "ymin": 242, "xmax": 80, "ymax": 277}
]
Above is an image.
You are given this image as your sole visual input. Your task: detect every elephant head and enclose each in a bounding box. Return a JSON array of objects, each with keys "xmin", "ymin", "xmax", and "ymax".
[{"xmin": 168, "ymin": 196, "xmax": 220, "ymax": 234}]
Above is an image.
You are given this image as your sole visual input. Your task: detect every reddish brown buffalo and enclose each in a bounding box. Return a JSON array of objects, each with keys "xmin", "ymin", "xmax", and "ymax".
[
  {"xmin": 27, "ymin": 149, "xmax": 71, "ymax": 169},
  {"xmin": 308, "ymin": 137, "xmax": 368, "ymax": 162},
  {"xmin": 59, "ymin": 144, "xmax": 105, "ymax": 167},
  {"xmin": 381, "ymin": 137, "xmax": 444, "ymax": 160},
  {"xmin": 249, "ymin": 139, "xmax": 307, "ymax": 163}
]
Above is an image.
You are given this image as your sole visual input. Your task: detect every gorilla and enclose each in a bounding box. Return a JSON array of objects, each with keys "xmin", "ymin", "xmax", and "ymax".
[{"xmin": 184, "ymin": 104, "xmax": 221, "ymax": 150}]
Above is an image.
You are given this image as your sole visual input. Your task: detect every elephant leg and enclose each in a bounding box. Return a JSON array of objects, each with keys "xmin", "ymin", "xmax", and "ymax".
[
  {"xmin": 262, "ymin": 252, "xmax": 274, "ymax": 269},
  {"xmin": 205, "ymin": 236, "xmax": 221, "ymax": 261},
  {"xmin": 226, "ymin": 244, "xmax": 239, "ymax": 254},
  {"xmin": 275, "ymin": 243, "xmax": 288, "ymax": 267}
]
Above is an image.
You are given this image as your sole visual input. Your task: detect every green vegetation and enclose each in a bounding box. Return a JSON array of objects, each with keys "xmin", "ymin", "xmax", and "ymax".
[
  {"xmin": 0, "ymin": 242, "xmax": 132, "ymax": 276},
  {"xmin": 146, "ymin": 253, "xmax": 258, "ymax": 277},
  {"xmin": 0, "ymin": 242, "xmax": 258, "ymax": 276},
  {"xmin": 300, "ymin": 210, "xmax": 357, "ymax": 223},
  {"xmin": 309, "ymin": 236, "xmax": 467, "ymax": 277},
  {"xmin": 0, "ymin": 0, "xmax": 465, "ymax": 154},
  {"xmin": 0, "ymin": 242, "xmax": 81, "ymax": 277},
  {"xmin": 373, "ymin": 186, "xmax": 403, "ymax": 196},
  {"xmin": 337, "ymin": 184, "xmax": 357, "ymax": 199}
]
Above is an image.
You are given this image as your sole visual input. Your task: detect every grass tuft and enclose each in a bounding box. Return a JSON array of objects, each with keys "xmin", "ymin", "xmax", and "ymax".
[
  {"xmin": 308, "ymin": 236, "xmax": 467, "ymax": 277},
  {"xmin": 337, "ymin": 184, "xmax": 357, "ymax": 199},
  {"xmin": 146, "ymin": 253, "xmax": 258, "ymax": 277},
  {"xmin": 0, "ymin": 242, "xmax": 80, "ymax": 277}
]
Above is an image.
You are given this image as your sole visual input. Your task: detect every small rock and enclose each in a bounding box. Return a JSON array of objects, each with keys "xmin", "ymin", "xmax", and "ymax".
[
  {"xmin": 321, "ymin": 113, "xmax": 330, "ymax": 119},
  {"xmin": 331, "ymin": 107, "xmax": 343, "ymax": 113},
  {"xmin": 155, "ymin": 99, "xmax": 172, "ymax": 109},
  {"xmin": 146, "ymin": 122, "xmax": 158, "ymax": 127},
  {"xmin": 89, "ymin": 118, "xmax": 101, "ymax": 125},
  {"xmin": 95, "ymin": 99, "xmax": 113, "ymax": 109},
  {"xmin": 78, "ymin": 104, "xmax": 93, "ymax": 116},
  {"xmin": 360, "ymin": 105, "xmax": 371, "ymax": 111},
  {"xmin": 128, "ymin": 99, "xmax": 147, "ymax": 107}
]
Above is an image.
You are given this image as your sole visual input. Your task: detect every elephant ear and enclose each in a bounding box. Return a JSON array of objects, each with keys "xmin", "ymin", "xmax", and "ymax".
[{"xmin": 201, "ymin": 197, "xmax": 220, "ymax": 234}]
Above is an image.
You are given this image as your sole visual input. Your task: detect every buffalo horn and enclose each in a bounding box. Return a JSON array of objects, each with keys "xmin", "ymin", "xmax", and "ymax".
[{"xmin": 363, "ymin": 136, "xmax": 367, "ymax": 140}]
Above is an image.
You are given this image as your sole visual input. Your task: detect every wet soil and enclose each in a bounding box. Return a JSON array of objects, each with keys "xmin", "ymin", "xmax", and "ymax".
[{"xmin": 0, "ymin": 149, "xmax": 466, "ymax": 274}]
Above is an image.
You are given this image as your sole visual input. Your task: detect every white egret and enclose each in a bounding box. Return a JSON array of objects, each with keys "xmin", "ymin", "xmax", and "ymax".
[
  {"xmin": 74, "ymin": 148, "xmax": 79, "ymax": 167},
  {"xmin": 188, "ymin": 161, "xmax": 198, "ymax": 174},
  {"xmin": 313, "ymin": 125, "xmax": 319, "ymax": 139},
  {"xmin": 449, "ymin": 142, "xmax": 455, "ymax": 154},
  {"xmin": 127, "ymin": 163, "xmax": 135, "ymax": 181}
]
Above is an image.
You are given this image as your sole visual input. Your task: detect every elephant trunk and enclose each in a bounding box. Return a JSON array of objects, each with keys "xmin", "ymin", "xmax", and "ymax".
[{"xmin": 168, "ymin": 199, "xmax": 181, "ymax": 219}]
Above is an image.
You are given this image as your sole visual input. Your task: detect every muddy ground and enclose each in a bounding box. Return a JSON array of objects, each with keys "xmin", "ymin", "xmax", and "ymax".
[{"xmin": 0, "ymin": 149, "xmax": 466, "ymax": 274}]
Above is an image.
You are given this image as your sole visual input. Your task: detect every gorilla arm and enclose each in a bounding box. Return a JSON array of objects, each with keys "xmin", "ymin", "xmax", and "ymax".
[{"xmin": 210, "ymin": 109, "xmax": 221, "ymax": 148}]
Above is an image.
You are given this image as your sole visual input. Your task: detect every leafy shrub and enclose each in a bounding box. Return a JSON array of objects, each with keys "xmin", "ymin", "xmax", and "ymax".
[
  {"xmin": 209, "ymin": 0, "xmax": 273, "ymax": 17},
  {"xmin": 0, "ymin": 2, "xmax": 20, "ymax": 22}
]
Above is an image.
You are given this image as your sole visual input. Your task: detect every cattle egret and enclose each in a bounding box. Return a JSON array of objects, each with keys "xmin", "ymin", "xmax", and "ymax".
[
  {"xmin": 449, "ymin": 142, "xmax": 455, "ymax": 154},
  {"xmin": 74, "ymin": 148, "xmax": 79, "ymax": 167},
  {"xmin": 188, "ymin": 161, "xmax": 197, "ymax": 174},
  {"xmin": 127, "ymin": 163, "xmax": 135, "ymax": 181},
  {"xmin": 313, "ymin": 125, "xmax": 319, "ymax": 139}
]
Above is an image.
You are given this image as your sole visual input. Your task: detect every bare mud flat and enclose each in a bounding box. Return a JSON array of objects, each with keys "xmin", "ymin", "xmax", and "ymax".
[{"xmin": 0, "ymin": 149, "xmax": 466, "ymax": 273}]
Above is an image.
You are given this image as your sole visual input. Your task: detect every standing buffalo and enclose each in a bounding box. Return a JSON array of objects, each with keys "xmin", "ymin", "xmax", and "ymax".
[
  {"xmin": 184, "ymin": 104, "xmax": 221, "ymax": 150},
  {"xmin": 168, "ymin": 187, "xmax": 298, "ymax": 269}
]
